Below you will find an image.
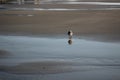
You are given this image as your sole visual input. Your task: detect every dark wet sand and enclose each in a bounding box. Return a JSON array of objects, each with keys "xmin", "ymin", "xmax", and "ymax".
[
  {"xmin": 0, "ymin": 60, "xmax": 110, "ymax": 74},
  {"xmin": 0, "ymin": 59, "xmax": 120, "ymax": 74},
  {"xmin": 0, "ymin": 61, "xmax": 78, "ymax": 74},
  {"xmin": 0, "ymin": 50, "xmax": 10, "ymax": 57}
]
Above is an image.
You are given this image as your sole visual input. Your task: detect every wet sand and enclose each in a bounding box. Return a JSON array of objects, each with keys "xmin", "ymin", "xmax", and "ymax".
[
  {"xmin": 0, "ymin": 10, "xmax": 120, "ymax": 36},
  {"xmin": 0, "ymin": 50, "xmax": 10, "ymax": 57},
  {"xmin": 0, "ymin": 3, "xmax": 120, "ymax": 80},
  {"xmin": 0, "ymin": 35, "xmax": 120, "ymax": 76},
  {"xmin": 1, "ymin": 58, "xmax": 120, "ymax": 74},
  {"xmin": 0, "ymin": 61, "xmax": 78, "ymax": 74}
]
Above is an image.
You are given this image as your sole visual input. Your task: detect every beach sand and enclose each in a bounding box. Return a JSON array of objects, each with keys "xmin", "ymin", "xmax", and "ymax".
[
  {"xmin": 0, "ymin": 61, "xmax": 79, "ymax": 74},
  {"xmin": 0, "ymin": 14, "xmax": 120, "ymax": 76},
  {"xmin": 0, "ymin": 10, "xmax": 120, "ymax": 35},
  {"xmin": 0, "ymin": 4, "xmax": 120, "ymax": 80},
  {"xmin": 0, "ymin": 50, "xmax": 10, "ymax": 57}
]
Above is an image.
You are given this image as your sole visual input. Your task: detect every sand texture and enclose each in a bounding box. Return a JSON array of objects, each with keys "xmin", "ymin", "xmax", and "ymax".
[{"xmin": 0, "ymin": 10, "xmax": 120, "ymax": 36}]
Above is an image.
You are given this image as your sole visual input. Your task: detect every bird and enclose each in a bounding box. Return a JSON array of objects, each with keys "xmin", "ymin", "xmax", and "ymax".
[
  {"xmin": 68, "ymin": 30, "xmax": 73, "ymax": 38},
  {"xmin": 68, "ymin": 30, "xmax": 73, "ymax": 37}
]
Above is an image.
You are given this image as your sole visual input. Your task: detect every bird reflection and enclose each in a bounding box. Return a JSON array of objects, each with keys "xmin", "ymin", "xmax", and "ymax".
[
  {"xmin": 68, "ymin": 39, "xmax": 72, "ymax": 45},
  {"xmin": 67, "ymin": 30, "xmax": 73, "ymax": 45}
]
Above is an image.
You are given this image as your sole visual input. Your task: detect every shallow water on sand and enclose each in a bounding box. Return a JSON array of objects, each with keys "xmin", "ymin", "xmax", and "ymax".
[
  {"xmin": 0, "ymin": 35, "xmax": 120, "ymax": 80},
  {"xmin": 2, "ymin": 1, "xmax": 120, "ymax": 11}
]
